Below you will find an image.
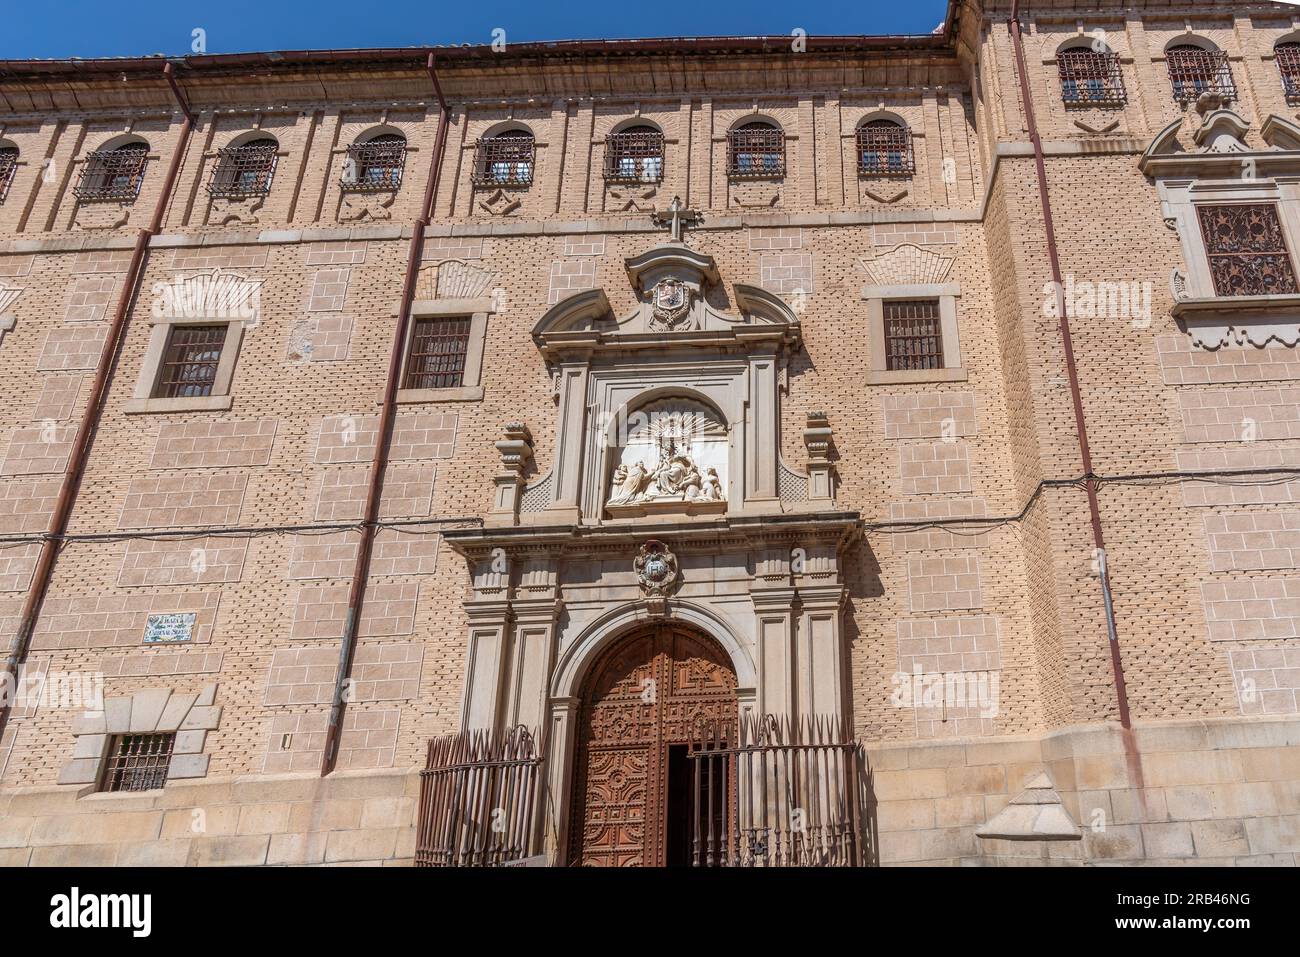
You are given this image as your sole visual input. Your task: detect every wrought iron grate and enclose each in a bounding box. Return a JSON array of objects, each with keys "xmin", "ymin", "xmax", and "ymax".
[
  {"xmin": 884, "ymin": 299, "xmax": 944, "ymax": 371},
  {"xmin": 727, "ymin": 123, "xmax": 785, "ymax": 178},
  {"xmin": 1197, "ymin": 203, "xmax": 1300, "ymax": 298},
  {"xmin": 154, "ymin": 324, "xmax": 229, "ymax": 398},
  {"xmin": 403, "ymin": 317, "xmax": 470, "ymax": 390},
  {"xmin": 100, "ymin": 733, "xmax": 175, "ymax": 792},
  {"xmin": 0, "ymin": 147, "xmax": 18, "ymax": 203},
  {"xmin": 1058, "ymin": 49, "xmax": 1126, "ymax": 106},
  {"xmin": 73, "ymin": 143, "xmax": 148, "ymax": 202},
  {"xmin": 857, "ymin": 120, "xmax": 915, "ymax": 176},
  {"xmin": 208, "ymin": 139, "xmax": 279, "ymax": 198},
  {"xmin": 472, "ymin": 132, "xmax": 535, "ymax": 187},
  {"xmin": 604, "ymin": 126, "xmax": 665, "ymax": 183},
  {"xmin": 1166, "ymin": 46, "xmax": 1236, "ymax": 102},
  {"xmin": 1277, "ymin": 43, "xmax": 1300, "ymax": 101},
  {"xmin": 341, "ymin": 134, "xmax": 407, "ymax": 191}
]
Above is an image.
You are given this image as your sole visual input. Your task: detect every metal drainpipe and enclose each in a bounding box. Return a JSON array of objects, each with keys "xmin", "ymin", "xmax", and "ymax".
[
  {"xmin": 0, "ymin": 62, "xmax": 196, "ymax": 754},
  {"xmin": 1007, "ymin": 1, "xmax": 1132, "ymax": 730},
  {"xmin": 320, "ymin": 53, "xmax": 449, "ymax": 775}
]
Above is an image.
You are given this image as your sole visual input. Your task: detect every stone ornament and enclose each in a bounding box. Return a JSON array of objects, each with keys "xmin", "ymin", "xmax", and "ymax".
[
  {"xmin": 606, "ymin": 400, "xmax": 726, "ymax": 515},
  {"xmin": 633, "ymin": 539, "xmax": 679, "ymax": 597},
  {"xmin": 650, "ymin": 277, "xmax": 691, "ymax": 330}
]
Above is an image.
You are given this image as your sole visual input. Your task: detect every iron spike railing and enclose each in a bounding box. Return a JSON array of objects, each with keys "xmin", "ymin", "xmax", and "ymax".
[
  {"xmin": 415, "ymin": 724, "xmax": 545, "ymax": 867},
  {"xmin": 687, "ymin": 713, "xmax": 868, "ymax": 867}
]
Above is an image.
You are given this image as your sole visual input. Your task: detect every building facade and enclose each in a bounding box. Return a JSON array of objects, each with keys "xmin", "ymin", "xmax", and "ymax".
[{"xmin": 0, "ymin": 0, "xmax": 1299, "ymax": 866}]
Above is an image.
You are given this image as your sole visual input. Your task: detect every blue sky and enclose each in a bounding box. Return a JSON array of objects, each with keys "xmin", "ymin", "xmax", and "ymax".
[{"xmin": 1, "ymin": 0, "xmax": 951, "ymax": 60}]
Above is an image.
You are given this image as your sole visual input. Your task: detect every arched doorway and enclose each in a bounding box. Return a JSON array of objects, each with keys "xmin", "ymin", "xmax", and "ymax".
[{"xmin": 570, "ymin": 623, "xmax": 738, "ymax": 866}]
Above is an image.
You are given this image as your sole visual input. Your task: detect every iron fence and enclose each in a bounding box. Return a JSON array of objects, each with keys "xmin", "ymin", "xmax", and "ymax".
[
  {"xmin": 341, "ymin": 135, "xmax": 407, "ymax": 191},
  {"xmin": 856, "ymin": 121, "xmax": 915, "ymax": 176},
  {"xmin": 415, "ymin": 724, "xmax": 544, "ymax": 867},
  {"xmin": 1277, "ymin": 43, "xmax": 1300, "ymax": 101},
  {"xmin": 688, "ymin": 714, "xmax": 869, "ymax": 867},
  {"xmin": 208, "ymin": 140, "xmax": 279, "ymax": 198},
  {"xmin": 472, "ymin": 132, "xmax": 535, "ymax": 187}
]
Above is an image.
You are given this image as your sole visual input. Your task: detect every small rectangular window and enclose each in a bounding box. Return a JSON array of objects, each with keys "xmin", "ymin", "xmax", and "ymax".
[
  {"xmin": 1197, "ymin": 203, "xmax": 1300, "ymax": 297},
  {"xmin": 884, "ymin": 300, "xmax": 944, "ymax": 371},
  {"xmin": 403, "ymin": 317, "xmax": 470, "ymax": 390},
  {"xmin": 100, "ymin": 733, "xmax": 175, "ymax": 792},
  {"xmin": 154, "ymin": 324, "xmax": 229, "ymax": 398}
]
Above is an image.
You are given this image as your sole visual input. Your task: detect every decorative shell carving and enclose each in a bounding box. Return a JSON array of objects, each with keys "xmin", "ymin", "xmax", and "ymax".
[
  {"xmin": 415, "ymin": 259, "xmax": 498, "ymax": 300},
  {"xmin": 860, "ymin": 243, "xmax": 955, "ymax": 286},
  {"xmin": 0, "ymin": 284, "xmax": 22, "ymax": 317}
]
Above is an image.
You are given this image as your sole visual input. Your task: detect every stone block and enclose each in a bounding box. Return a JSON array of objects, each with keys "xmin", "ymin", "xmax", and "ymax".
[
  {"xmin": 1141, "ymin": 822, "xmax": 1196, "ymax": 858},
  {"xmin": 324, "ymin": 827, "xmax": 399, "ymax": 863},
  {"xmin": 104, "ymin": 695, "xmax": 132, "ymax": 734},
  {"xmin": 157, "ymin": 693, "xmax": 198, "ymax": 732},
  {"xmin": 57, "ymin": 759, "xmax": 101, "ymax": 786},
  {"xmin": 1190, "ymin": 819, "xmax": 1250, "ymax": 857},
  {"xmin": 267, "ymin": 831, "xmax": 329, "ymax": 865},
  {"xmin": 179, "ymin": 706, "xmax": 222, "ymax": 731},
  {"xmin": 129, "ymin": 688, "xmax": 173, "ymax": 733},
  {"xmin": 117, "ymin": 839, "xmax": 192, "ymax": 867},
  {"xmin": 70, "ymin": 711, "xmax": 106, "ymax": 735},
  {"xmin": 187, "ymin": 835, "xmax": 271, "ymax": 866},
  {"xmin": 30, "ymin": 843, "xmax": 121, "ymax": 867},
  {"xmin": 236, "ymin": 802, "xmax": 292, "ymax": 835},
  {"xmin": 167, "ymin": 754, "xmax": 210, "ymax": 779},
  {"xmin": 173, "ymin": 729, "xmax": 206, "ymax": 754},
  {"xmin": 71, "ymin": 733, "xmax": 109, "ymax": 760}
]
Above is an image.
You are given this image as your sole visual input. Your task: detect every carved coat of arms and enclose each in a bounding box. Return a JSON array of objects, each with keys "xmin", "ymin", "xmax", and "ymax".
[
  {"xmin": 634, "ymin": 540, "xmax": 679, "ymax": 597},
  {"xmin": 650, "ymin": 278, "xmax": 691, "ymax": 330}
]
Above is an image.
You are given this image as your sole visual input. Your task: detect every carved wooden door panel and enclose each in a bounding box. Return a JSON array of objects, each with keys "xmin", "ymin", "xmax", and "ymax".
[{"xmin": 572, "ymin": 625, "xmax": 737, "ymax": 867}]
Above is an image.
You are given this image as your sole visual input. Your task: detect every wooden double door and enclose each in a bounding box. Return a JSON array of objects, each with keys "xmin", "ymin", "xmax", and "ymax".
[{"xmin": 570, "ymin": 625, "xmax": 738, "ymax": 867}]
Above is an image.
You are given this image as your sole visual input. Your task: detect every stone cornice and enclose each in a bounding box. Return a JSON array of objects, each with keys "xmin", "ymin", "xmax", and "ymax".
[{"xmin": 442, "ymin": 511, "xmax": 861, "ymax": 561}]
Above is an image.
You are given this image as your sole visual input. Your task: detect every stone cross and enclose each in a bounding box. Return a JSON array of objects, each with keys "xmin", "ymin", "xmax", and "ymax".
[{"xmin": 654, "ymin": 195, "xmax": 700, "ymax": 242}]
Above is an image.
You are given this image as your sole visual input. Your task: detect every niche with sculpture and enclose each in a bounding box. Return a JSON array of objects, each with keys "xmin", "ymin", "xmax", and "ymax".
[{"xmin": 606, "ymin": 398, "xmax": 728, "ymax": 517}]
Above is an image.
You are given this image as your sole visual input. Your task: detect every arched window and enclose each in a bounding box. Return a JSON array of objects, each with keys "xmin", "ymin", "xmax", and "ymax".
[
  {"xmin": 342, "ymin": 132, "xmax": 407, "ymax": 190},
  {"xmin": 1057, "ymin": 45, "xmax": 1126, "ymax": 105},
  {"xmin": 856, "ymin": 119, "xmax": 914, "ymax": 176},
  {"xmin": 1276, "ymin": 41, "xmax": 1300, "ymax": 101},
  {"xmin": 209, "ymin": 137, "xmax": 279, "ymax": 198},
  {"xmin": 73, "ymin": 141, "xmax": 148, "ymax": 202},
  {"xmin": 1166, "ymin": 43, "xmax": 1235, "ymax": 102},
  {"xmin": 604, "ymin": 125, "xmax": 664, "ymax": 183},
  {"xmin": 727, "ymin": 121, "xmax": 784, "ymax": 178},
  {"xmin": 472, "ymin": 129, "xmax": 535, "ymax": 187},
  {"xmin": 0, "ymin": 145, "xmax": 18, "ymax": 203}
]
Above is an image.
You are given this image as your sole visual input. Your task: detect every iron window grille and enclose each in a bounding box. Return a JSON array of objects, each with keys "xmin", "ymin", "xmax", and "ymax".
[
  {"xmin": 154, "ymin": 324, "xmax": 229, "ymax": 398},
  {"xmin": 341, "ymin": 134, "xmax": 407, "ymax": 191},
  {"xmin": 856, "ymin": 120, "xmax": 915, "ymax": 176},
  {"xmin": 403, "ymin": 317, "xmax": 470, "ymax": 390},
  {"xmin": 883, "ymin": 300, "xmax": 944, "ymax": 371},
  {"xmin": 72, "ymin": 143, "xmax": 148, "ymax": 202},
  {"xmin": 472, "ymin": 132, "xmax": 535, "ymax": 187},
  {"xmin": 604, "ymin": 126, "xmax": 665, "ymax": 183},
  {"xmin": 1166, "ymin": 46, "xmax": 1236, "ymax": 102},
  {"xmin": 727, "ymin": 123, "xmax": 785, "ymax": 178},
  {"xmin": 1197, "ymin": 203, "xmax": 1300, "ymax": 298},
  {"xmin": 1276, "ymin": 43, "xmax": 1300, "ymax": 102},
  {"xmin": 100, "ymin": 733, "xmax": 175, "ymax": 792},
  {"xmin": 1058, "ymin": 49, "xmax": 1127, "ymax": 106},
  {"xmin": 208, "ymin": 138, "xmax": 279, "ymax": 198},
  {"xmin": 0, "ymin": 146, "xmax": 17, "ymax": 203}
]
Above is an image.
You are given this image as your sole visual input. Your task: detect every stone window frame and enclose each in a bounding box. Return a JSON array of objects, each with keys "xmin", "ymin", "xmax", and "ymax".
[
  {"xmin": 59, "ymin": 684, "xmax": 221, "ymax": 790},
  {"xmin": 124, "ymin": 312, "xmax": 249, "ymax": 414},
  {"xmin": 1161, "ymin": 177, "xmax": 1300, "ymax": 302},
  {"xmin": 862, "ymin": 282, "xmax": 965, "ymax": 385},
  {"xmin": 392, "ymin": 296, "xmax": 493, "ymax": 404}
]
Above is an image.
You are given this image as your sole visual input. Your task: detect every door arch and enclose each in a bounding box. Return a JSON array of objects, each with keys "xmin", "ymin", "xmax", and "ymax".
[{"xmin": 570, "ymin": 623, "xmax": 738, "ymax": 867}]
